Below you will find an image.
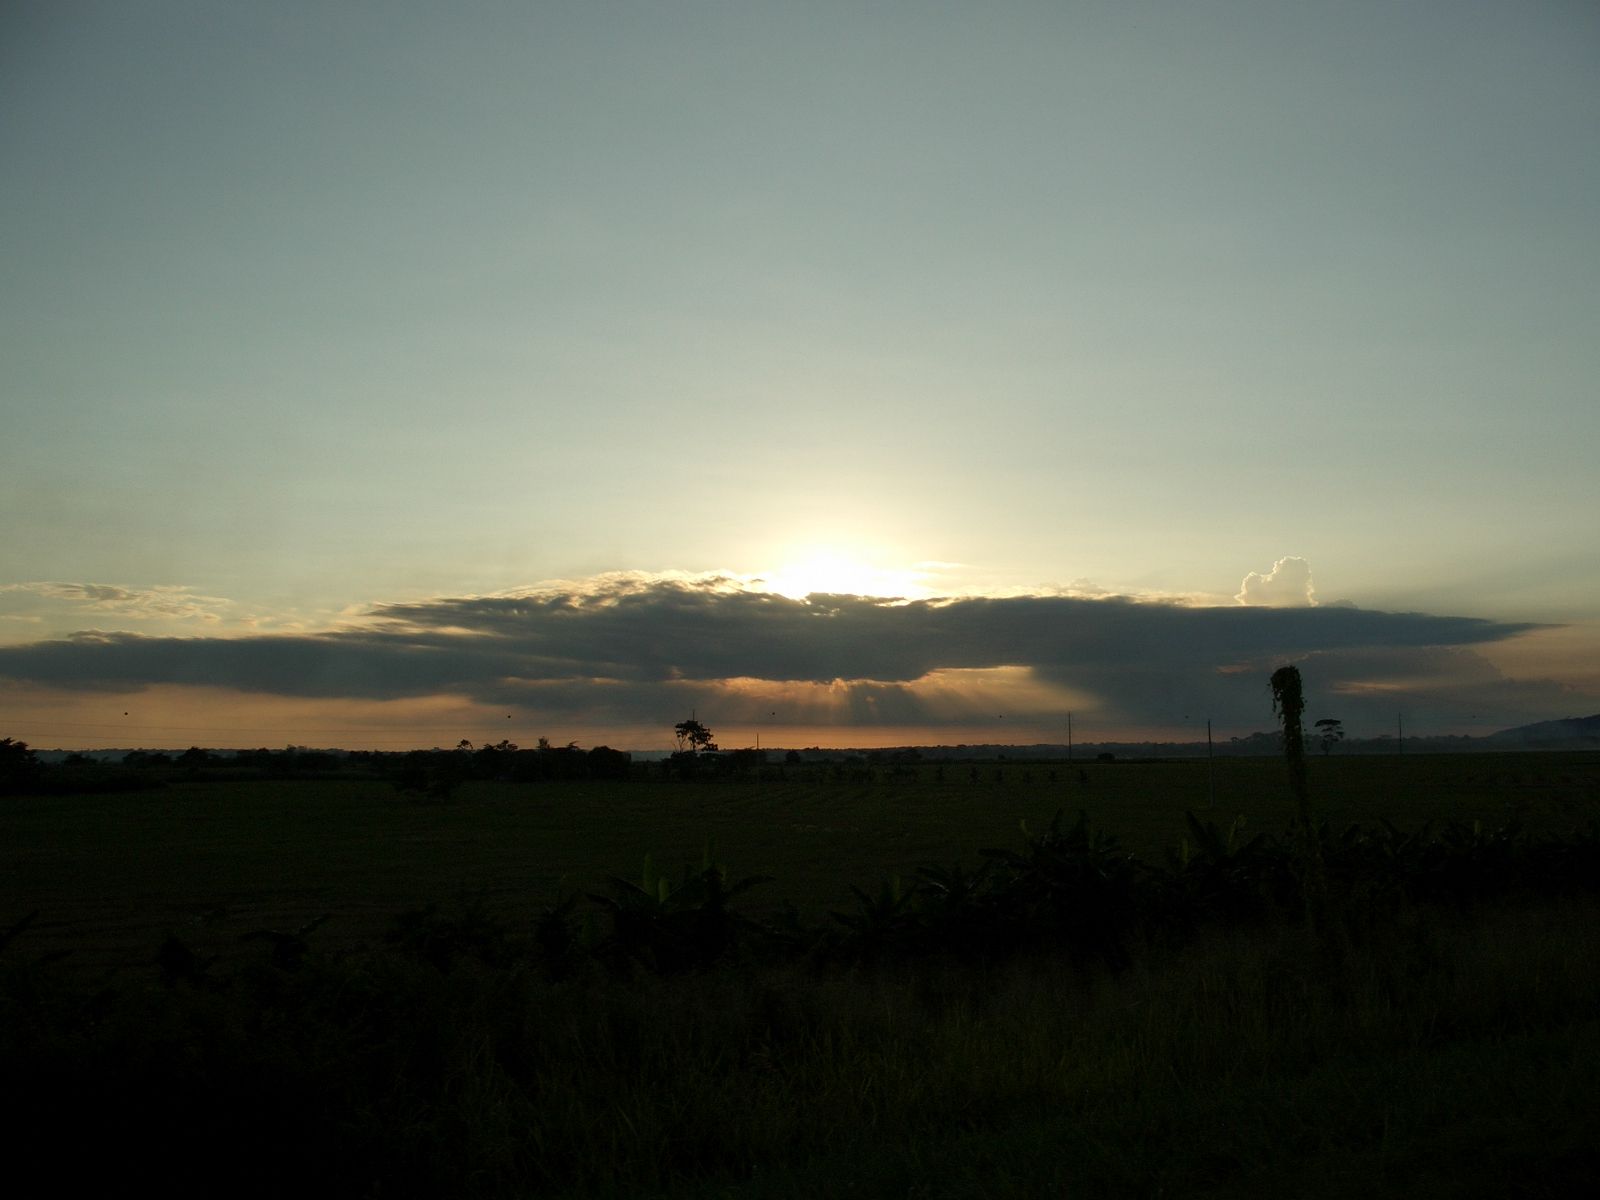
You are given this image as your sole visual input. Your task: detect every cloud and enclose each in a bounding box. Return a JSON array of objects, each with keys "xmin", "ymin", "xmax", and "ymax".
[
  {"xmin": 1236, "ymin": 557, "xmax": 1317, "ymax": 607},
  {"xmin": 0, "ymin": 582, "xmax": 231, "ymax": 623},
  {"xmin": 0, "ymin": 574, "xmax": 1569, "ymax": 735}
]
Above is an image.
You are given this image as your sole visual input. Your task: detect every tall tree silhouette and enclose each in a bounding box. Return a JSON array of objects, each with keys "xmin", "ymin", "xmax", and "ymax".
[
  {"xmin": 674, "ymin": 718, "xmax": 716, "ymax": 754},
  {"xmin": 1313, "ymin": 718, "xmax": 1345, "ymax": 756}
]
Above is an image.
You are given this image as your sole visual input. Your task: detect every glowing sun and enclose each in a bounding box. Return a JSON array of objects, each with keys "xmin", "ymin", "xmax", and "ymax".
[{"xmin": 761, "ymin": 550, "xmax": 931, "ymax": 601}]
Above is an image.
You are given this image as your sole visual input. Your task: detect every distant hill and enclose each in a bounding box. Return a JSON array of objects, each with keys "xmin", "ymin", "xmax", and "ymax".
[{"xmin": 1485, "ymin": 714, "xmax": 1600, "ymax": 747}]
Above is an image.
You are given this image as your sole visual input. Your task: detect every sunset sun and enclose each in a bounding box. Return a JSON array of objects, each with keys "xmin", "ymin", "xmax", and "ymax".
[{"xmin": 761, "ymin": 550, "xmax": 931, "ymax": 601}]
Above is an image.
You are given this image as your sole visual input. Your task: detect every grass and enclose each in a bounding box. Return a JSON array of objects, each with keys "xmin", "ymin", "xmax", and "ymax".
[
  {"xmin": 3, "ymin": 751, "xmax": 1598, "ymax": 1195},
  {"xmin": 6, "ymin": 893, "xmax": 1597, "ymax": 1197},
  {"xmin": 4, "ymin": 751, "xmax": 1596, "ymax": 975},
  {"xmin": 659, "ymin": 904, "xmax": 1600, "ymax": 1199}
]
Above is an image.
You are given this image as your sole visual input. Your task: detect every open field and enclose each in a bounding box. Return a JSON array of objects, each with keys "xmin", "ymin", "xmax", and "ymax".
[
  {"xmin": 7, "ymin": 750, "xmax": 1600, "ymax": 1197},
  {"xmin": 5, "ymin": 751, "xmax": 1598, "ymax": 976}
]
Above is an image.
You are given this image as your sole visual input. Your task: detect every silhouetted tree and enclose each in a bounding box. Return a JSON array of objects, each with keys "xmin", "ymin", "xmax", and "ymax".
[
  {"xmin": 393, "ymin": 748, "xmax": 467, "ymax": 800},
  {"xmin": 720, "ymin": 748, "xmax": 764, "ymax": 777},
  {"xmin": 0, "ymin": 737, "xmax": 41, "ymax": 794},
  {"xmin": 473, "ymin": 739, "xmax": 517, "ymax": 778},
  {"xmin": 540, "ymin": 740, "xmax": 588, "ymax": 780},
  {"xmin": 178, "ymin": 746, "xmax": 214, "ymax": 769},
  {"xmin": 1313, "ymin": 718, "xmax": 1345, "ymax": 756},
  {"xmin": 674, "ymin": 718, "xmax": 716, "ymax": 754},
  {"xmin": 588, "ymin": 745, "xmax": 631, "ymax": 780}
]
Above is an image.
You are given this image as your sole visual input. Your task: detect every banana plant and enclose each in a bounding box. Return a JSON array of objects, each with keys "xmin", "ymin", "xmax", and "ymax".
[
  {"xmin": 532, "ymin": 887, "xmax": 584, "ymax": 978},
  {"xmin": 829, "ymin": 875, "xmax": 918, "ymax": 962},
  {"xmin": 980, "ymin": 811, "xmax": 1142, "ymax": 968},
  {"xmin": 589, "ymin": 849, "xmax": 771, "ymax": 972},
  {"xmin": 912, "ymin": 861, "xmax": 1001, "ymax": 959},
  {"xmin": 240, "ymin": 913, "xmax": 332, "ymax": 970},
  {"xmin": 1164, "ymin": 811, "xmax": 1293, "ymax": 926}
]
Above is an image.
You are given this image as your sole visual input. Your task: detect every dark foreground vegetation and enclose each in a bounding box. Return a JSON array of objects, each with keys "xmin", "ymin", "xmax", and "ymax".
[{"xmin": 5, "ymin": 783, "xmax": 1600, "ymax": 1197}]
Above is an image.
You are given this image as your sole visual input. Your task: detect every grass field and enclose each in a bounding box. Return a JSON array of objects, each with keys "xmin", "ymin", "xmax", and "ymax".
[
  {"xmin": 4, "ymin": 750, "xmax": 1597, "ymax": 976},
  {"xmin": 6, "ymin": 751, "xmax": 1600, "ymax": 1197}
]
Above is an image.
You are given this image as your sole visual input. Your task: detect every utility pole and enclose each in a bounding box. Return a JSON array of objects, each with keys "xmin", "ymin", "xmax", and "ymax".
[{"xmin": 1066, "ymin": 711, "xmax": 1073, "ymax": 762}]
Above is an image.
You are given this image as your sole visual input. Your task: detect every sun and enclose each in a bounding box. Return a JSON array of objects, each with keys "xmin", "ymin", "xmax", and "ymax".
[{"xmin": 761, "ymin": 549, "xmax": 931, "ymax": 601}]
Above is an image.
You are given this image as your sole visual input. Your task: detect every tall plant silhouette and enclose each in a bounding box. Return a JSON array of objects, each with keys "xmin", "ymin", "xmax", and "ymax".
[
  {"xmin": 1269, "ymin": 666, "xmax": 1309, "ymax": 827},
  {"xmin": 1271, "ymin": 665, "xmax": 1332, "ymax": 932}
]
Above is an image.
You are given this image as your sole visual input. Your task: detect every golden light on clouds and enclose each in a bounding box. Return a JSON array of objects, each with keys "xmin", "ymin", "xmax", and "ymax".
[
  {"xmin": 695, "ymin": 666, "xmax": 1097, "ymax": 749},
  {"xmin": 1475, "ymin": 623, "xmax": 1600, "ymax": 688}
]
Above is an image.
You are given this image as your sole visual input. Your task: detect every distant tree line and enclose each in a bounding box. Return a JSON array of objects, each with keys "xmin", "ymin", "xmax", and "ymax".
[{"xmin": 391, "ymin": 739, "xmax": 633, "ymax": 801}]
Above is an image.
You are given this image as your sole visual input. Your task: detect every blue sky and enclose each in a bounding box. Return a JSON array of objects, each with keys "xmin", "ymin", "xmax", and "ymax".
[{"xmin": 3, "ymin": 2, "xmax": 1596, "ymax": 749}]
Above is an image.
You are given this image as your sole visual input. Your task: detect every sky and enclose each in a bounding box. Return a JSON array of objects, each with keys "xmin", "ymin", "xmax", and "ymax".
[{"xmin": 2, "ymin": 1, "xmax": 1597, "ymax": 751}]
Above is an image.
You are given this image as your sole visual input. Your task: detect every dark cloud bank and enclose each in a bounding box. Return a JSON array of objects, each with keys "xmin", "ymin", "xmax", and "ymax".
[{"xmin": 0, "ymin": 579, "xmax": 1571, "ymax": 735}]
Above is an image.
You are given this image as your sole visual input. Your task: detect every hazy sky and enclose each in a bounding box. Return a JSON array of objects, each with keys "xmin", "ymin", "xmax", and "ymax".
[{"xmin": 3, "ymin": 2, "xmax": 1596, "ymax": 749}]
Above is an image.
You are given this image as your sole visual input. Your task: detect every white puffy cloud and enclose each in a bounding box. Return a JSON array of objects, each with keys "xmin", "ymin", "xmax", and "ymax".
[{"xmin": 1236, "ymin": 558, "xmax": 1317, "ymax": 607}]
